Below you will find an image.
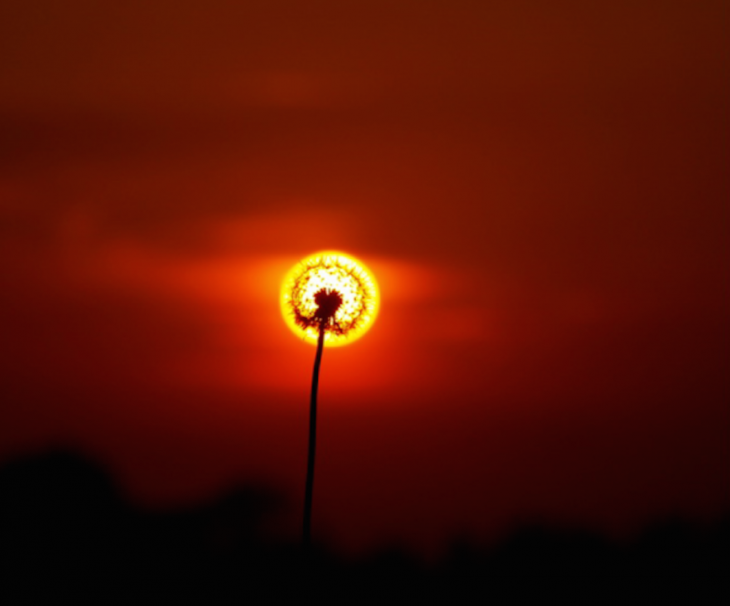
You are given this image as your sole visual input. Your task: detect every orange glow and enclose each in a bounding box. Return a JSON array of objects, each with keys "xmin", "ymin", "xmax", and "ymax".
[{"xmin": 280, "ymin": 251, "xmax": 379, "ymax": 347}]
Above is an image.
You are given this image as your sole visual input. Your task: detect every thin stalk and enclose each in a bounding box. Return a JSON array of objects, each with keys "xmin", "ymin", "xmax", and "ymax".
[{"xmin": 303, "ymin": 321, "xmax": 325, "ymax": 549}]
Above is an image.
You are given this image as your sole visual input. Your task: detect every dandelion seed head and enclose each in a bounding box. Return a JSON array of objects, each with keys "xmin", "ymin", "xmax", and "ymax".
[{"xmin": 281, "ymin": 251, "xmax": 379, "ymax": 347}]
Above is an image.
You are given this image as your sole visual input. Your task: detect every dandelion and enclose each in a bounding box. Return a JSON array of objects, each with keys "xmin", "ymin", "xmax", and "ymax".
[
  {"xmin": 280, "ymin": 251, "xmax": 379, "ymax": 549},
  {"xmin": 281, "ymin": 251, "xmax": 379, "ymax": 347}
]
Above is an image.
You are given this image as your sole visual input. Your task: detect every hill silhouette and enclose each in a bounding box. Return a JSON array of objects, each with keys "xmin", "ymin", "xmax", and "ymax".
[{"xmin": 0, "ymin": 450, "xmax": 727, "ymax": 602}]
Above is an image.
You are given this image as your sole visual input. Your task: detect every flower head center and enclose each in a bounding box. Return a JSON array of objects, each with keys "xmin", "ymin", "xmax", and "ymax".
[{"xmin": 313, "ymin": 288, "xmax": 343, "ymax": 322}]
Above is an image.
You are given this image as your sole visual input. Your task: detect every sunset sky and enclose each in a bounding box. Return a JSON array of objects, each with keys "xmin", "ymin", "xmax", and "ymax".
[{"xmin": 1, "ymin": 0, "xmax": 728, "ymax": 557}]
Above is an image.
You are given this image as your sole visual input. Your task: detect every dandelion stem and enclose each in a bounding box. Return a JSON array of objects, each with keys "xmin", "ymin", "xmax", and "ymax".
[{"xmin": 303, "ymin": 321, "xmax": 325, "ymax": 550}]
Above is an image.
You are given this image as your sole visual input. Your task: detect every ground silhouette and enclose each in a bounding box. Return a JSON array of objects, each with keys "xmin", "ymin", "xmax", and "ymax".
[{"xmin": 0, "ymin": 450, "xmax": 727, "ymax": 603}]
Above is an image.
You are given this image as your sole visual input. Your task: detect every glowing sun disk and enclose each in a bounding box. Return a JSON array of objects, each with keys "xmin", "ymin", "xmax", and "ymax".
[{"xmin": 281, "ymin": 251, "xmax": 379, "ymax": 347}]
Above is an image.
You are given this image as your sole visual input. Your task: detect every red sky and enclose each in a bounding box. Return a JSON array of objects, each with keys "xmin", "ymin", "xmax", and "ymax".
[{"xmin": 1, "ymin": 0, "xmax": 728, "ymax": 557}]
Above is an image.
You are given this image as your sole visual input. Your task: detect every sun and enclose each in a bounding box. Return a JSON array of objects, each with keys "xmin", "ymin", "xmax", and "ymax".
[{"xmin": 280, "ymin": 251, "xmax": 379, "ymax": 347}]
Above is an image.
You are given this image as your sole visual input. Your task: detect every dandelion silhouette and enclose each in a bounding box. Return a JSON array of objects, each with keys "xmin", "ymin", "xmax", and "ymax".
[{"xmin": 280, "ymin": 252, "xmax": 379, "ymax": 550}]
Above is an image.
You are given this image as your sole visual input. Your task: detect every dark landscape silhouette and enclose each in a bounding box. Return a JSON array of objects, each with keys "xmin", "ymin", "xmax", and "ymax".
[{"xmin": 0, "ymin": 449, "xmax": 727, "ymax": 602}]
